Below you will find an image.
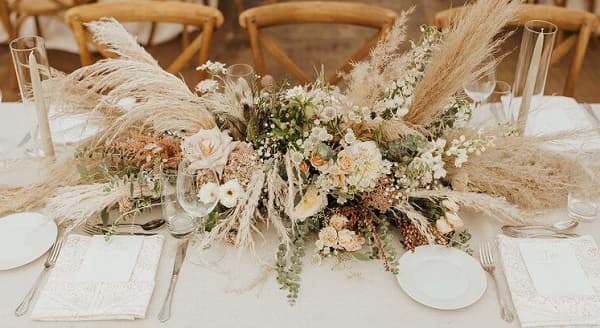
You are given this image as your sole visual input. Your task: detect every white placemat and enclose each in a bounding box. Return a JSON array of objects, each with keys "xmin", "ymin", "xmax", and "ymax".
[
  {"xmin": 498, "ymin": 234, "xmax": 600, "ymax": 327},
  {"xmin": 31, "ymin": 234, "xmax": 164, "ymax": 321}
]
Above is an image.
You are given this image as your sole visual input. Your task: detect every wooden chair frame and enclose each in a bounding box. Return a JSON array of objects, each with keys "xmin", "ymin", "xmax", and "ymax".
[
  {"xmin": 0, "ymin": 0, "xmax": 12, "ymax": 39},
  {"xmin": 434, "ymin": 4, "xmax": 599, "ymax": 97},
  {"xmin": 239, "ymin": 1, "xmax": 398, "ymax": 85},
  {"xmin": 9, "ymin": 0, "xmax": 96, "ymax": 38},
  {"xmin": 64, "ymin": 1, "xmax": 224, "ymax": 75}
]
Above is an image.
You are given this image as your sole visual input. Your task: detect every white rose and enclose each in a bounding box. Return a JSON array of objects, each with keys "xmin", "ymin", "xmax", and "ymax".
[
  {"xmin": 218, "ymin": 179, "xmax": 243, "ymax": 208},
  {"xmin": 442, "ymin": 199, "xmax": 460, "ymax": 212},
  {"xmin": 329, "ymin": 214, "xmax": 348, "ymax": 231},
  {"xmin": 445, "ymin": 212, "xmax": 465, "ymax": 231},
  {"xmin": 197, "ymin": 182, "xmax": 219, "ymax": 204},
  {"xmin": 318, "ymin": 226, "xmax": 338, "ymax": 248},
  {"xmin": 290, "ymin": 185, "xmax": 327, "ymax": 221},
  {"xmin": 182, "ymin": 127, "xmax": 237, "ymax": 172},
  {"xmin": 435, "ymin": 218, "xmax": 454, "ymax": 234}
]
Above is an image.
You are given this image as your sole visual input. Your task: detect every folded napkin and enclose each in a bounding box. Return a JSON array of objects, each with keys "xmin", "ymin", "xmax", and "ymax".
[
  {"xmin": 31, "ymin": 234, "xmax": 164, "ymax": 321},
  {"xmin": 498, "ymin": 234, "xmax": 600, "ymax": 327}
]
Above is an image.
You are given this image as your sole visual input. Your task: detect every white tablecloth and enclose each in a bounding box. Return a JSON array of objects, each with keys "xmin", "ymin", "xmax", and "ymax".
[
  {"xmin": 0, "ymin": 0, "xmax": 218, "ymax": 52},
  {"xmin": 1, "ymin": 101, "xmax": 600, "ymax": 327}
]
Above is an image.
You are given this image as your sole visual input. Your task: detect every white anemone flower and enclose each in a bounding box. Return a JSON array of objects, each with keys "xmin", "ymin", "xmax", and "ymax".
[
  {"xmin": 218, "ymin": 179, "xmax": 244, "ymax": 208},
  {"xmin": 197, "ymin": 182, "xmax": 219, "ymax": 204}
]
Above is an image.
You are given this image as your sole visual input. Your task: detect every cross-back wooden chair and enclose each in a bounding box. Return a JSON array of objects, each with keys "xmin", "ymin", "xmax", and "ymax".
[
  {"xmin": 0, "ymin": 0, "xmax": 12, "ymax": 39},
  {"xmin": 434, "ymin": 4, "xmax": 599, "ymax": 97},
  {"xmin": 239, "ymin": 1, "xmax": 398, "ymax": 85},
  {"xmin": 64, "ymin": 1, "xmax": 224, "ymax": 76},
  {"xmin": 6, "ymin": 0, "xmax": 96, "ymax": 39}
]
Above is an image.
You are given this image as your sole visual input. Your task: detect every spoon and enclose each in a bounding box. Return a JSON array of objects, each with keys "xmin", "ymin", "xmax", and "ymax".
[{"xmin": 97, "ymin": 218, "xmax": 165, "ymax": 231}]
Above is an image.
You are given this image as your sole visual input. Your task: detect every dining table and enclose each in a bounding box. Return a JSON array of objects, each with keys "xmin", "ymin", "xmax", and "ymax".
[{"xmin": 1, "ymin": 99, "xmax": 599, "ymax": 328}]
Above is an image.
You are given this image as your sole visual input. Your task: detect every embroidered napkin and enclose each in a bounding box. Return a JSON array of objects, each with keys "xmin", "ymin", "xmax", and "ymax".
[
  {"xmin": 498, "ymin": 235, "xmax": 600, "ymax": 327},
  {"xmin": 31, "ymin": 234, "xmax": 164, "ymax": 321}
]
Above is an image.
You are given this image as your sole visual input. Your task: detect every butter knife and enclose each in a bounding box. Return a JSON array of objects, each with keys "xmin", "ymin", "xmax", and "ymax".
[{"xmin": 158, "ymin": 239, "xmax": 189, "ymax": 322}]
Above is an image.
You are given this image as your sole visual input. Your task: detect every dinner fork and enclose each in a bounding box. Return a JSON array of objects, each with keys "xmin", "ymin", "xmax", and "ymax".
[
  {"xmin": 82, "ymin": 224, "xmax": 157, "ymax": 236},
  {"xmin": 479, "ymin": 242, "xmax": 514, "ymax": 323},
  {"xmin": 15, "ymin": 236, "xmax": 64, "ymax": 316}
]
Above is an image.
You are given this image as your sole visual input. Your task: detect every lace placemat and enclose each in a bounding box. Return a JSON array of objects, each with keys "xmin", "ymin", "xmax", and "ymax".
[
  {"xmin": 498, "ymin": 235, "xmax": 600, "ymax": 327},
  {"xmin": 31, "ymin": 234, "xmax": 164, "ymax": 321}
]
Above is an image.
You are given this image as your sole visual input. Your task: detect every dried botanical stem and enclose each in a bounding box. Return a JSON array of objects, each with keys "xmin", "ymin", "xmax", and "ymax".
[{"xmin": 405, "ymin": 0, "xmax": 518, "ymax": 125}]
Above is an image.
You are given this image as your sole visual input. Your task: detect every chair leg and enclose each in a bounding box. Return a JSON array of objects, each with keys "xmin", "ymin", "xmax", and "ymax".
[
  {"xmin": 147, "ymin": 22, "xmax": 157, "ymax": 47},
  {"xmin": 33, "ymin": 16, "xmax": 43, "ymax": 38}
]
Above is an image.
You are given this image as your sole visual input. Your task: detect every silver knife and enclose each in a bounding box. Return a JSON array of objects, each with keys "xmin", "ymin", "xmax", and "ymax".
[{"xmin": 158, "ymin": 239, "xmax": 189, "ymax": 322}]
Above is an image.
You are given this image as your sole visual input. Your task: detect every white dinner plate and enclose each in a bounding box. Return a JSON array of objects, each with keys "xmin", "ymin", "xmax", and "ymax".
[
  {"xmin": 0, "ymin": 212, "xmax": 57, "ymax": 270},
  {"xmin": 397, "ymin": 245, "xmax": 487, "ymax": 310}
]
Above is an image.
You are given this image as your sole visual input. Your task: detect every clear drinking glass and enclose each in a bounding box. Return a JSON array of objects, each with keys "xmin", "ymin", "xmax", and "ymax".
[
  {"xmin": 568, "ymin": 142, "xmax": 600, "ymax": 222},
  {"xmin": 486, "ymin": 80, "xmax": 514, "ymax": 126},
  {"xmin": 513, "ymin": 20, "xmax": 557, "ymax": 134},
  {"xmin": 464, "ymin": 57, "xmax": 496, "ymax": 112},
  {"xmin": 160, "ymin": 170, "xmax": 197, "ymax": 238},
  {"xmin": 9, "ymin": 36, "xmax": 51, "ymax": 156},
  {"xmin": 225, "ymin": 63, "xmax": 254, "ymax": 106},
  {"xmin": 176, "ymin": 160, "xmax": 223, "ymax": 265}
]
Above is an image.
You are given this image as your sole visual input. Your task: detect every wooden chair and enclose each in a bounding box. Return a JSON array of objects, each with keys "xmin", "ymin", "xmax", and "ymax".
[
  {"xmin": 434, "ymin": 4, "xmax": 599, "ymax": 97},
  {"xmin": 64, "ymin": 1, "xmax": 224, "ymax": 76},
  {"xmin": 7, "ymin": 0, "xmax": 96, "ymax": 39},
  {"xmin": 239, "ymin": 1, "xmax": 398, "ymax": 85},
  {"xmin": 0, "ymin": 0, "xmax": 12, "ymax": 40}
]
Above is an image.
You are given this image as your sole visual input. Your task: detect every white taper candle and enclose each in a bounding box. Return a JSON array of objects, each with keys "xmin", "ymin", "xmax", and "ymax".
[
  {"xmin": 517, "ymin": 30, "xmax": 544, "ymax": 135},
  {"xmin": 28, "ymin": 51, "xmax": 55, "ymax": 157}
]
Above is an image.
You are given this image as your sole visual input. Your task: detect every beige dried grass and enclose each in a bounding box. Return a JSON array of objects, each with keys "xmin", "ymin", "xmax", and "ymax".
[
  {"xmin": 445, "ymin": 128, "xmax": 591, "ymax": 210},
  {"xmin": 405, "ymin": 0, "xmax": 518, "ymax": 125}
]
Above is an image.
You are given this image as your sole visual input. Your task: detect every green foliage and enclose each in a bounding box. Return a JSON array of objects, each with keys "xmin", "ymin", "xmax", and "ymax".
[
  {"xmin": 276, "ymin": 220, "xmax": 310, "ymax": 305},
  {"xmin": 448, "ymin": 230, "xmax": 473, "ymax": 255},
  {"xmin": 383, "ymin": 134, "xmax": 428, "ymax": 163}
]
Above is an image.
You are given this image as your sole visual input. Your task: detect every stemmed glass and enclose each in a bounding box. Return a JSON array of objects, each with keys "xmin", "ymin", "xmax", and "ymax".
[
  {"xmin": 568, "ymin": 142, "xmax": 600, "ymax": 222},
  {"xmin": 464, "ymin": 58, "xmax": 496, "ymax": 112},
  {"xmin": 487, "ymin": 80, "xmax": 513, "ymax": 126},
  {"xmin": 176, "ymin": 160, "xmax": 222, "ymax": 265}
]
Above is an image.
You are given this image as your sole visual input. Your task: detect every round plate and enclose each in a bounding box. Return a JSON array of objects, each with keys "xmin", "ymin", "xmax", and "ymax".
[
  {"xmin": 0, "ymin": 212, "xmax": 57, "ymax": 270},
  {"xmin": 397, "ymin": 245, "xmax": 487, "ymax": 310}
]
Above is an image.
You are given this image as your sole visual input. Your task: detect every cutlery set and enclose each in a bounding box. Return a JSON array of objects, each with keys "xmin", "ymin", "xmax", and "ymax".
[{"xmin": 14, "ymin": 218, "xmax": 187, "ymax": 323}]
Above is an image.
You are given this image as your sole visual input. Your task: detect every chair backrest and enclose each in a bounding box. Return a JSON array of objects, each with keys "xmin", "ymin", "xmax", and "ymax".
[
  {"xmin": 434, "ymin": 4, "xmax": 599, "ymax": 97},
  {"xmin": 239, "ymin": 1, "xmax": 398, "ymax": 85},
  {"xmin": 0, "ymin": 0, "xmax": 12, "ymax": 39},
  {"xmin": 64, "ymin": 1, "xmax": 224, "ymax": 75}
]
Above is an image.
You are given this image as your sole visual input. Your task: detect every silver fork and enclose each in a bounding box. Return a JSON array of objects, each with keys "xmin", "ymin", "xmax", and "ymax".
[
  {"xmin": 479, "ymin": 241, "xmax": 514, "ymax": 323},
  {"xmin": 82, "ymin": 224, "xmax": 157, "ymax": 236},
  {"xmin": 15, "ymin": 236, "xmax": 64, "ymax": 316}
]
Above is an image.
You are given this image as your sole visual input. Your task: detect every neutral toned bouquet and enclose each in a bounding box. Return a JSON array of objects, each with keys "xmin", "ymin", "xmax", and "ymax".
[{"xmin": 0, "ymin": 0, "xmax": 591, "ymax": 303}]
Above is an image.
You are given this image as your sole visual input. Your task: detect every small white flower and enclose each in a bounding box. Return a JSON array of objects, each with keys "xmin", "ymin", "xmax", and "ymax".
[
  {"xmin": 197, "ymin": 182, "xmax": 219, "ymax": 204},
  {"xmin": 195, "ymin": 79, "xmax": 218, "ymax": 93},
  {"xmin": 196, "ymin": 60, "xmax": 227, "ymax": 75},
  {"xmin": 218, "ymin": 179, "xmax": 243, "ymax": 208},
  {"xmin": 343, "ymin": 129, "xmax": 356, "ymax": 145},
  {"xmin": 435, "ymin": 218, "xmax": 454, "ymax": 234}
]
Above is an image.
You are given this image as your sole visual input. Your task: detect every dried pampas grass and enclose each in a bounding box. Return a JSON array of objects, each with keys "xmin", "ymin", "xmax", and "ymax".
[
  {"xmin": 0, "ymin": 157, "xmax": 82, "ymax": 216},
  {"xmin": 405, "ymin": 0, "xmax": 518, "ymax": 125},
  {"xmin": 345, "ymin": 8, "xmax": 413, "ymax": 108},
  {"xmin": 445, "ymin": 128, "xmax": 590, "ymax": 210}
]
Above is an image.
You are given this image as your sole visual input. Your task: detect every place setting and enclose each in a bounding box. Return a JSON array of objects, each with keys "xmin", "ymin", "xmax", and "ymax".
[{"xmin": 1, "ymin": 0, "xmax": 600, "ymax": 327}]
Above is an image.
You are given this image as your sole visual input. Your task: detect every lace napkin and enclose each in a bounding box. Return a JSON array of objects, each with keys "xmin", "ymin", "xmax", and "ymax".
[
  {"xmin": 498, "ymin": 235, "xmax": 600, "ymax": 327},
  {"xmin": 31, "ymin": 234, "xmax": 164, "ymax": 321}
]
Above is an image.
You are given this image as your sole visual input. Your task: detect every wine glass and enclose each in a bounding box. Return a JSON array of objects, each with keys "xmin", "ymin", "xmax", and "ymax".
[
  {"xmin": 464, "ymin": 58, "xmax": 496, "ymax": 112},
  {"xmin": 176, "ymin": 160, "xmax": 223, "ymax": 265},
  {"xmin": 486, "ymin": 80, "xmax": 513, "ymax": 126},
  {"xmin": 159, "ymin": 170, "xmax": 197, "ymax": 238}
]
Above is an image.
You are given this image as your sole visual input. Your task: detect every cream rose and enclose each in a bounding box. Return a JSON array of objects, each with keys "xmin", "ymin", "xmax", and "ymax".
[
  {"xmin": 435, "ymin": 218, "xmax": 454, "ymax": 234},
  {"xmin": 290, "ymin": 185, "xmax": 327, "ymax": 221},
  {"xmin": 329, "ymin": 214, "xmax": 348, "ymax": 231},
  {"xmin": 445, "ymin": 212, "xmax": 465, "ymax": 231},
  {"xmin": 183, "ymin": 127, "xmax": 237, "ymax": 172},
  {"xmin": 318, "ymin": 226, "xmax": 338, "ymax": 248},
  {"xmin": 336, "ymin": 151, "xmax": 354, "ymax": 173},
  {"xmin": 337, "ymin": 229, "xmax": 364, "ymax": 251}
]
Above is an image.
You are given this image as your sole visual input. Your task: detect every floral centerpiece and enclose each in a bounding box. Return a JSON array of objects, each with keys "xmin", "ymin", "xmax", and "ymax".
[{"xmin": 0, "ymin": 0, "xmax": 592, "ymax": 303}]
